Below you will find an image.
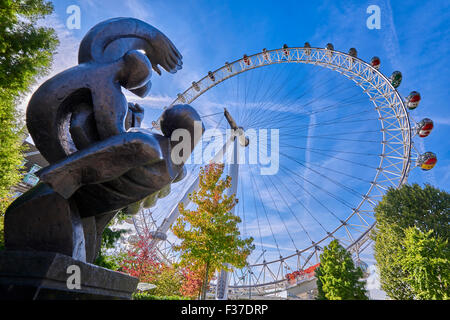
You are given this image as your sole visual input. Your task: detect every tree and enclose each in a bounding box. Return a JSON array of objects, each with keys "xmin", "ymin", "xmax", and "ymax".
[
  {"xmin": 171, "ymin": 163, "xmax": 255, "ymax": 299},
  {"xmin": 0, "ymin": 0, "xmax": 58, "ymax": 215},
  {"xmin": 179, "ymin": 265, "xmax": 205, "ymax": 299},
  {"xmin": 120, "ymin": 234, "xmax": 185, "ymax": 297},
  {"xmin": 120, "ymin": 235, "xmax": 162, "ymax": 282},
  {"xmin": 94, "ymin": 211, "xmax": 129, "ymax": 270},
  {"xmin": 399, "ymin": 227, "xmax": 449, "ymax": 300},
  {"xmin": 151, "ymin": 266, "xmax": 184, "ymax": 297},
  {"xmin": 0, "ymin": 217, "xmax": 4, "ymax": 250},
  {"xmin": 315, "ymin": 240, "xmax": 368, "ymax": 300},
  {"xmin": 372, "ymin": 184, "xmax": 449, "ymax": 299}
]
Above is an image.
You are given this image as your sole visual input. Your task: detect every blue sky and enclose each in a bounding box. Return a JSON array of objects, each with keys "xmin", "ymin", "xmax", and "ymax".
[
  {"xmin": 26, "ymin": 0, "xmax": 449, "ymax": 297},
  {"xmin": 46, "ymin": 0, "xmax": 449, "ymax": 190}
]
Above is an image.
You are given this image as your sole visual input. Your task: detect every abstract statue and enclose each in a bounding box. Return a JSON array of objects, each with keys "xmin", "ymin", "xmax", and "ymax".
[{"xmin": 3, "ymin": 18, "xmax": 204, "ymax": 264}]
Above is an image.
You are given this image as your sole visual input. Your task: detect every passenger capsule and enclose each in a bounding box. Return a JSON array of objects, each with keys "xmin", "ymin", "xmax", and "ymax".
[
  {"xmin": 177, "ymin": 93, "xmax": 186, "ymax": 103},
  {"xmin": 208, "ymin": 71, "xmax": 215, "ymax": 81},
  {"xmin": 406, "ymin": 91, "xmax": 421, "ymax": 110},
  {"xmin": 262, "ymin": 48, "xmax": 270, "ymax": 61},
  {"xmin": 149, "ymin": 231, "xmax": 167, "ymax": 241},
  {"xmin": 192, "ymin": 81, "xmax": 200, "ymax": 92},
  {"xmin": 418, "ymin": 152, "xmax": 437, "ymax": 170},
  {"xmin": 390, "ymin": 71, "xmax": 402, "ymax": 88},
  {"xmin": 225, "ymin": 61, "xmax": 233, "ymax": 72},
  {"xmin": 304, "ymin": 42, "xmax": 311, "ymax": 55},
  {"xmin": 371, "ymin": 56, "xmax": 381, "ymax": 69},
  {"xmin": 237, "ymin": 127, "xmax": 249, "ymax": 147},
  {"xmin": 348, "ymin": 48, "xmax": 357, "ymax": 58},
  {"xmin": 325, "ymin": 43, "xmax": 334, "ymax": 58},
  {"xmin": 283, "ymin": 44, "xmax": 289, "ymax": 57},
  {"xmin": 417, "ymin": 118, "xmax": 434, "ymax": 137},
  {"xmin": 243, "ymin": 54, "xmax": 251, "ymax": 66}
]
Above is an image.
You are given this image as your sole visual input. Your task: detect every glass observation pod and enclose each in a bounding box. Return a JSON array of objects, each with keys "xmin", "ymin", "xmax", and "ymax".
[
  {"xmin": 208, "ymin": 71, "xmax": 215, "ymax": 82},
  {"xmin": 304, "ymin": 42, "xmax": 311, "ymax": 55},
  {"xmin": 282, "ymin": 44, "xmax": 289, "ymax": 58},
  {"xmin": 325, "ymin": 43, "xmax": 334, "ymax": 58},
  {"xmin": 225, "ymin": 62, "xmax": 233, "ymax": 73},
  {"xmin": 406, "ymin": 91, "xmax": 421, "ymax": 110},
  {"xmin": 242, "ymin": 54, "xmax": 251, "ymax": 66},
  {"xmin": 418, "ymin": 152, "xmax": 437, "ymax": 170},
  {"xmin": 417, "ymin": 118, "xmax": 434, "ymax": 137},
  {"xmin": 348, "ymin": 48, "xmax": 357, "ymax": 58},
  {"xmin": 177, "ymin": 93, "xmax": 186, "ymax": 103},
  {"xmin": 390, "ymin": 71, "xmax": 402, "ymax": 88},
  {"xmin": 192, "ymin": 81, "xmax": 200, "ymax": 92},
  {"xmin": 262, "ymin": 48, "xmax": 270, "ymax": 62},
  {"xmin": 371, "ymin": 56, "xmax": 381, "ymax": 69}
]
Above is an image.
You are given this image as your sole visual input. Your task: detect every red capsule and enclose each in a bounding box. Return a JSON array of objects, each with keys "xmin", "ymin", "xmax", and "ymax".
[
  {"xmin": 407, "ymin": 91, "xmax": 421, "ymax": 110},
  {"xmin": 371, "ymin": 56, "xmax": 380, "ymax": 69},
  {"xmin": 418, "ymin": 152, "xmax": 437, "ymax": 170},
  {"xmin": 243, "ymin": 54, "xmax": 251, "ymax": 66},
  {"xmin": 417, "ymin": 118, "xmax": 433, "ymax": 137}
]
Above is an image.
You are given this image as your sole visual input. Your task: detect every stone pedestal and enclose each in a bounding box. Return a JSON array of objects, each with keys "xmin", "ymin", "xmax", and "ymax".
[{"xmin": 0, "ymin": 250, "xmax": 138, "ymax": 300}]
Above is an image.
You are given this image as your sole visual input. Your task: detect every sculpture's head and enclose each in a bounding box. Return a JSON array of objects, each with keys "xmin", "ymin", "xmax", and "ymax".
[
  {"xmin": 118, "ymin": 50, "xmax": 152, "ymax": 98},
  {"xmin": 78, "ymin": 17, "xmax": 183, "ymax": 99},
  {"xmin": 160, "ymin": 104, "xmax": 205, "ymax": 154},
  {"xmin": 160, "ymin": 104, "xmax": 203, "ymax": 135}
]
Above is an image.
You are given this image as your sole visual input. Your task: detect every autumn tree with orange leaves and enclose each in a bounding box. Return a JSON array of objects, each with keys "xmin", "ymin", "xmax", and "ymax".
[{"xmin": 172, "ymin": 163, "xmax": 254, "ymax": 300}]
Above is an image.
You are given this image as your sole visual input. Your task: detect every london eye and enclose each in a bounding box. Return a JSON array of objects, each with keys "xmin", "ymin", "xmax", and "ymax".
[{"xmin": 132, "ymin": 43, "xmax": 436, "ymax": 298}]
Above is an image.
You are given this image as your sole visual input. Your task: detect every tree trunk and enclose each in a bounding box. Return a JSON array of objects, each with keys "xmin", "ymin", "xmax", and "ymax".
[{"xmin": 201, "ymin": 261, "xmax": 210, "ymax": 300}]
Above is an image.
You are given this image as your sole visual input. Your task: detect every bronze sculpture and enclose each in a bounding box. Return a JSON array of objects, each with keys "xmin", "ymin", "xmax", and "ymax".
[{"xmin": 3, "ymin": 18, "xmax": 203, "ymax": 266}]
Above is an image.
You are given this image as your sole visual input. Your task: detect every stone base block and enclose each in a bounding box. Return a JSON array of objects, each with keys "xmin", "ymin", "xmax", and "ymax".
[{"xmin": 0, "ymin": 250, "xmax": 138, "ymax": 300}]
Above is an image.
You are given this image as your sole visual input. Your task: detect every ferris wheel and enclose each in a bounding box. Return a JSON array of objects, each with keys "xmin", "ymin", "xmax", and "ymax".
[{"xmin": 132, "ymin": 43, "xmax": 436, "ymax": 298}]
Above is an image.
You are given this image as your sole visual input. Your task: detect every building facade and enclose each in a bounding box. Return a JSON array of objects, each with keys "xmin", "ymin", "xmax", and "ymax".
[{"xmin": 11, "ymin": 140, "xmax": 48, "ymax": 198}]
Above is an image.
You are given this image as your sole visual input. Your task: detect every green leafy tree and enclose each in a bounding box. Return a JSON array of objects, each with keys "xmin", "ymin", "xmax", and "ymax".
[
  {"xmin": 0, "ymin": 0, "xmax": 58, "ymax": 215},
  {"xmin": 372, "ymin": 184, "xmax": 449, "ymax": 299},
  {"xmin": 151, "ymin": 266, "xmax": 184, "ymax": 297},
  {"xmin": 94, "ymin": 211, "xmax": 129, "ymax": 270},
  {"xmin": 178, "ymin": 265, "xmax": 205, "ymax": 299},
  {"xmin": 172, "ymin": 163, "xmax": 255, "ymax": 300},
  {"xmin": 119, "ymin": 233, "xmax": 185, "ymax": 297},
  {"xmin": 132, "ymin": 292, "xmax": 191, "ymax": 300},
  {"xmin": 398, "ymin": 227, "xmax": 449, "ymax": 300},
  {"xmin": 0, "ymin": 217, "xmax": 4, "ymax": 250},
  {"xmin": 316, "ymin": 240, "xmax": 368, "ymax": 300}
]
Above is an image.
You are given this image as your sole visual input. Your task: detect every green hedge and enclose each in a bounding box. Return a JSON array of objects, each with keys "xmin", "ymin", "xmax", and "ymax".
[{"xmin": 132, "ymin": 292, "xmax": 192, "ymax": 300}]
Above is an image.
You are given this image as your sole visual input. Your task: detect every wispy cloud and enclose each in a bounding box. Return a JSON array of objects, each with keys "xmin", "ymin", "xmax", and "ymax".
[
  {"xmin": 18, "ymin": 13, "xmax": 80, "ymax": 113},
  {"xmin": 123, "ymin": 0, "xmax": 154, "ymax": 21}
]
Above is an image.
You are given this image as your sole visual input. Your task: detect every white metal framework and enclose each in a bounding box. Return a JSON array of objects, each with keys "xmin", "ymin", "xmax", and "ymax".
[{"xmin": 133, "ymin": 45, "xmax": 428, "ymax": 297}]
